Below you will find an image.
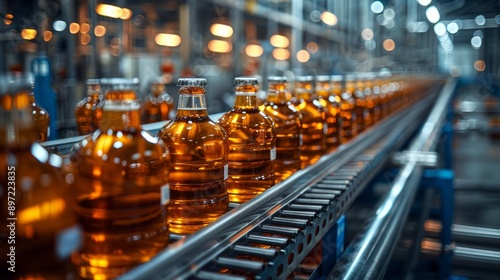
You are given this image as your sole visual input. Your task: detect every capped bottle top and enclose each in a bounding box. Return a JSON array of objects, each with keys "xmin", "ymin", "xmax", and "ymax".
[
  {"xmin": 315, "ymin": 75, "xmax": 330, "ymax": 82},
  {"xmin": 100, "ymin": 78, "xmax": 140, "ymax": 91},
  {"xmin": 234, "ymin": 77, "xmax": 258, "ymax": 86},
  {"xmin": 177, "ymin": 78, "xmax": 207, "ymax": 87},
  {"xmin": 86, "ymin": 79, "xmax": 100, "ymax": 86},
  {"xmin": 0, "ymin": 73, "xmax": 34, "ymax": 95},
  {"xmin": 344, "ymin": 73, "xmax": 357, "ymax": 81},
  {"xmin": 295, "ymin": 75, "xmax": 314, "ymax": 82},
  {"xmin": 331, "ymin": 75, "xmax": 343, "ymax": 82},
  {"xmin": 267, "ymin": 76, "xmax": 287, "ymax": 83}
]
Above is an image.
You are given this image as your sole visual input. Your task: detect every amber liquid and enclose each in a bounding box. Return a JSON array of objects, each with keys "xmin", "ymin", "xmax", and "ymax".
[
  {"xmin": 75, "ymin": 92, "xmax": 102, "ymax": 135},
  {"xmin": 29, "ymin": 93, "xmax": 50, "ymax": 142},
  {"xmin": 141, "ymin": 91, "xmax": 174, "ymax": 124},
  {"xmin": 336, "ymin": 85, "xmax": 356, "ymax": 143},
  {"xmin": 218, "ymin": 85, "xmax": 276, "ymax": 203},
  {"xmin": 261, "ymin": 83, "xmax": 301, "ymax": 183},
  {"xmin": 157, "ymin": 86, "xmax": 229, "ymax": 234},
  {"xmin": 315, "ymin": 82, "xmax": 341, "ymax": 152},
  {"xmin": 0, "ymin": 92, "xmax": 78, "ymax": 279},
  {"xmin": 70, "ymin": 90, "xmax": 169, "ymax": 279},
  {"xmin": 295, "ymin": 83, "xmax": 327, "ymax": 167}
]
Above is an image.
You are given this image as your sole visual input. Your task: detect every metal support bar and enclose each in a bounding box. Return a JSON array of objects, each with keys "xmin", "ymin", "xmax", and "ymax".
[{"xmin": 328, "ymin": 78, "xmax": 457, "ymax": 280}]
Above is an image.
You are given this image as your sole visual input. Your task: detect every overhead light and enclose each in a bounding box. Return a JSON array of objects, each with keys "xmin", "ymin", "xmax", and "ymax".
[
  {"xmin": 94, "ymin": 25, "xmax": 106, "ymax": 37},
  {"xmin": 245, "ymin": 44, "xmax": 264, "ymax": 57},
  {"xmin": 306, "ymin": 42, "xmax": 319, "ymax": 53},
  {"xmin": 4, "ymin": 14, "xmax": 13, "ymax": 25},
  {"xmin": 96, "ymin": 4, "xmax": 122, "ymax": 19},
  {"xmin": 417, "ymin": 0, "xmax": 432, "ymax": 7},
  {"xmin": 210, "ymin": 23, "xmax": 233, "ymax": 38},
  {"xmin": 447, "ymin": 21, "xmax": 459, "ymax": 34},
  {"xmin": 21, "ymin": 28, "xmax": 37, "ymax": 40},
  {"xmin": 80, "ymin": 23, "xmax": 90, "ymax": 34},
  {"xmin": 53, "ymin": 20, "xmax": 67, "ymax": 32},
  {"xmin": 43, "ymin": 31, "xmax": 53, "ymax": 42},
  {"xmin": 154, "ymin": 33, "xmax": 182, "ymax": 47},
  {"xmin": 474, "ymin": 60, "xmax": 485, "ymax": 71},
  {"xmin": 475, "ymin": 15, "xmax": 486, "ymax": 26},
  {"xmin": 383, "ymin": 39, "xmax": 396, "ymax": 52},
  {"xmin": 471, "ymin": 36, "xmax": 482, "ymax": 49},
  {"xmin": 371, "ymin": 1, "xmax": 384, "ymax": 14},
  {"xmin": 433, "ymin": 22, "xmax": 447, "ymax": 36},
  {"xmin": 270, "ymin": 34, "xmax": 289, "ymax": 48},
  {"xmin": 208, "ymin": 40, "xmax": 232, "ymax": 53},
  {"xmin": 272, "ymin": 48, "xmax": 289, "ymax": 60},
  {"xmin": 321, "ymin": 11, "xmax": 338, "ymax": 26},
  {"xmin": 120, "ymin": 8, "xmax": 132, "ymax": 20},
  {"xmin": 81, "ymin": 34, "xmax": 91, "ymax": 45},
  {"xmin": 296, "ymin": 50, "xmax": 310, "ymax": 63},
  {"xmin": 362, "ymin": 28, "xmax": 374, "ymax": 40},
  {"xmin": 426, "ymin": 6, "xmax": 440, "ymax": 23},
  {"xmin": 69, "ymin": 22, "xmax": 80, "ymax": 34}
]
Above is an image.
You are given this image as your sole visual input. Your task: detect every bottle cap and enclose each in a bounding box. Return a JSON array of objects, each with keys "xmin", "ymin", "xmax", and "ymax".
[
  {"xmin": 316, "ymin": 75, "xmax": 330, "ymax": 82},
  {"xmin": 295, "ymin": 75, "xmax": 314, "ymax": 82},
  {"xmin": 100, "ymin": 78, "xmax": 140, "ymax": 91},
  {"xmin": 0, "ymin": 73, "xmax": 34, "ymax": 95},
  {"xmin": 234, "ymin": 77, "xmax": 258, "ymax": 86},
  {"xmin": 267, "ymin": 76, "xmax": 287, "ymax": 83},
  {"xmin": 177, "ymin": 78, "xmax": 207, "ymax": 87},
  {"xmin": 331, "ymin": 75, "xmax": 343, "ymax": 82},
  {"xmin": 86, "ymin": 79, "xmax": 100, "ymax": 85}
]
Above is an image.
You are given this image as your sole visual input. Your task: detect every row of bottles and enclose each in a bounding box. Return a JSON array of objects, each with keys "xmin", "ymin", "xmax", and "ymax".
[
  {"xmin": 75, "ymin": 79, "xmax": 174, "ymax": 135},
  {"xmin": 1, "ymin": 72, "xmax": 438, "ymax": 279}
]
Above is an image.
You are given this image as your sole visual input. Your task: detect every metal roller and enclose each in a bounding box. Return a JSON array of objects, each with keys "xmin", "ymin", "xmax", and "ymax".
[
  {"xmin": 216, "ymin": 257, "xmax": 266, "ymax": 273},
  {"xmin": 260, "ymin": 225, "xmax": 302, "ymax": 237},
  {"xmin": 280, "ymin": 210, "xmax": 318, "ymax": 220},
  {"xmin": 247, "ymin": 235, "xmax": 290, "ymax": 248},
  {"xmin": 271, "ymin": 217, "xmax": 310, "ymax": 229}
]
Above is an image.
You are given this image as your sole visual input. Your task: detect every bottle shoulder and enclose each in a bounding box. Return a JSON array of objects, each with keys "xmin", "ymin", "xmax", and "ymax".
[{"xmin": 157, "ymin": 117, "xmax": 228, "ymax": 142}]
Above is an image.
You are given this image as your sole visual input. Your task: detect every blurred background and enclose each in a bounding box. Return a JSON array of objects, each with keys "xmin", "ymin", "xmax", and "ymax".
[{"xmin": 1, "ymin": 0, "xmax": 499, "ymax": 139}]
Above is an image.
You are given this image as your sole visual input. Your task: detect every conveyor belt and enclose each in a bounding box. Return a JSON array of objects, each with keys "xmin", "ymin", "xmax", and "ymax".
[{"xmin": 119, "ymin": 82, "xmax": 443, "ymax": 279}]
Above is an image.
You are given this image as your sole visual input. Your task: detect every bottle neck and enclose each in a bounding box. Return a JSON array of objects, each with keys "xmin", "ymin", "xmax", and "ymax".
[
  {"xmin": 266, "ymin": 83, "xmax": 287, "ymax": 104},
  {"xmin": 234, "ymin": 85, "xmax": 259, "ymax": 109},
  {"xmin": 28, "ymin": 92, "xmax": 36, "ymax": 105},
  {"xmin": 176, "ymin": 86, "xmax": 209, "ymax": 117},
  {"xmin": 0, "ymin": 109, "xmax": 36, "ymax": 148},
  {"xmin": 100, "ymin": 92, "xmax": 141, "ymax": 131}
]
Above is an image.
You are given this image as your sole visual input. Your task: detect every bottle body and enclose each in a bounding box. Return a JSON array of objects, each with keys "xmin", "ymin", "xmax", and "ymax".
[
  {"xmin": 294, "ymin": 77, "xmax": 327, "ymax": 167},
  {"xmin": 29, "ymin": 91, "xmax": 50, "ymax": 141},
  {"xmin": 261, "ymin": 77, "xmax": 301, "ymax": 183},
  {"xmin": 141, "ymin": 81, "xmax": 174, "ymax": 124},
  {"xmin": 218, "ymin": 78, "xmax": 276, "ymax": 203},
  {"xmin": 75, "ymin": 80, "xmax": 103, "ymax": 135},
  {"xmin": 157, "ymin": 78, "xmax": 229, "ymax": 234},
  {"xmin": 70, "ymin": 79, "xmax": 169, "ymax": 279},
  {"xmin": 315, "ymin": 76, "xmax": 341, "ymax": 152},
  {"xmin": 0, "ymin": 75, "xmax": 80, "ymax": 279}
]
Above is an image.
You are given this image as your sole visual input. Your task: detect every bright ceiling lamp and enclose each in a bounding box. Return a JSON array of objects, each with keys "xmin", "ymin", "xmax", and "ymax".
[
  {"xmin": 417, "ymin": 0, "xmax": 432, "ymax": 6},
  {"xmin": 155, "ymin": 33, "xmax": 182, "ymax": 47},
  {"xmin": 96, "ymin": 4, "xmax": 122, "ymax": 19},
  {"xmin": 270, "ymin": 34, "xmax": 289, "ymax": 48},
  {"xmin": 245, "ymin": 44, "xmax": 264, "ymax": 58},
  {"xmin": 321, "ymin": 11, "xmax": 338, "ymax": 26},
  {"xmin": 210, "ymin": 23, "xmax": 233, "ymax": 38},
  {"xmin": 272, "ymin": 48, "xmax": 289, "ymax": 60},
  {"xmin": 208, "ymin": 40, "xmax": 232, "ymax": 53},
  {"xmin": 426, "ymin": 6, "xmax": 440, "ymax": 24},
  {"xmin": 296, "ymin": 50, "xmax": 310, "ymax": 63}
]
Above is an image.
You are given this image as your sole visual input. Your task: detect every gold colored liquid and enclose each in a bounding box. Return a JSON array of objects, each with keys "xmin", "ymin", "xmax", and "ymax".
[
  {"xmin": 0, "ymin": 91, "xmax": 78, "ymax": 279},
  {"xmin": 157, "ymin": 85, "xmax": 229, "ymax": 234},
  {"xmin": 75, "ymin": 92, "xmax": 102, "ymax": 135},
  {"xmin": 70, "ymin": 90, "xmax": 169, "ymax": 279},
  {"xmin": 334, "ymin": 80, "xmax": 356, "ymax": 143},
  {"xmin": 141, "ymin": 85, "xmax": 174, "ymax": 124},
  {"xmin": 261, "ymin": 82, "xmax": 301, "ymax": 183},
  {"xmin": 29, "ymin": 93, "xmax": 50, "ymax": 142},
  {"xmin": 218, "ymin": 85, "xmax": 275, "ymax": 203},
  {"xmin": 315, "ymin": 81, "xmax": 341, "ymax": 152},
  {"xmin": 295, "ymin": 81, "xmax": 327, "ymax": 167}
]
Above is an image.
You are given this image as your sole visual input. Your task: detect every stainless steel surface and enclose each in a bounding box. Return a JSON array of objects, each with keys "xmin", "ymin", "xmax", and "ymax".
[
  {"xmin": 328, "ymin": 78, "xmax": 457, "ymax": 280},
  {"xmin": 120, "ymin": 80, "xmax": 441, "ymax": 279}
]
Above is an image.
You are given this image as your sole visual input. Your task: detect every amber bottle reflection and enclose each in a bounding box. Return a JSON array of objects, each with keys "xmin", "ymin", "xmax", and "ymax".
[
  {"xmin": 315, "ymin": 75, "xmax": 341, "ymax": 151},
  {"xmin": 331, "ymin": 75, "xmax": 356, "ymax": 143},
  {"xmin": 0, "ymin": 74, "xmax": 80, "ymax": 279},
  {"xmin": 70, "ymin": 78, "xmax": 169, "ymax": 279},
  {"xmin": 75, "ymin": 79, "xmax": 103, "ymax": 135},
  {"xmin": 218, "ymin": 77, "xmax": 276, "ymax": 203},
  {"xmin": 261, "ymin": 77, "xmax": 301, "ymax": 183},
  {"xmin": 294, "ymin": 76, "xmax": 327, "ymax": 167},
  {"xmin": 141, "ymin": 80, "xmax": 174, "ymax": 124},
  {"xmin": 29, "ymin": 89, "xmax": 50, "ymax": 142},
  {"xmin": 157, "ymin": 78, "xmax": 229, "ymax": 234}
]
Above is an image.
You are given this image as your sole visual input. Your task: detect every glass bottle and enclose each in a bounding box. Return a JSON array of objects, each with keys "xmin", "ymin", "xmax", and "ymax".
[
  {"xmin": 261, "ymin": 77, "xmax": 301, "ymax": 183},
  {"xmin": 331, "ymin": 75, "xmax": 356, "ymax": 143},
  {"xmin": 0, "ymin": 73, "xmax": 80, "ymax": 279},
  {"xmin": 141, "ymin": 79, "xmax": 174, "ymax": 124},
  {"xmin": 315, "ymin": 75, "xmax": 341, "ymax": 152},
  {"xmin": 218, "ymin": 77, "xmax": 276, "ymax": 203},
  {"xmin": 75, "ymin": 79, "xmax": 103, "ymax": 135},
  {"xmin": 294, "ymin": 76, "xmax": 327, "ymax": 167},
  {"xmin": 157, "ymin": 78, "xmax": 229, "ymax": 234},
  {"xmin": 359, "ymin": 73, "xmax": 374, "ymax": 128},
  {"xmin": 69, "ymin": 78, "xmax": 170, "ymax": 279},
  {"xmin": 22, "ymin": 72, "xmax": 50, "ymax": 142}
]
